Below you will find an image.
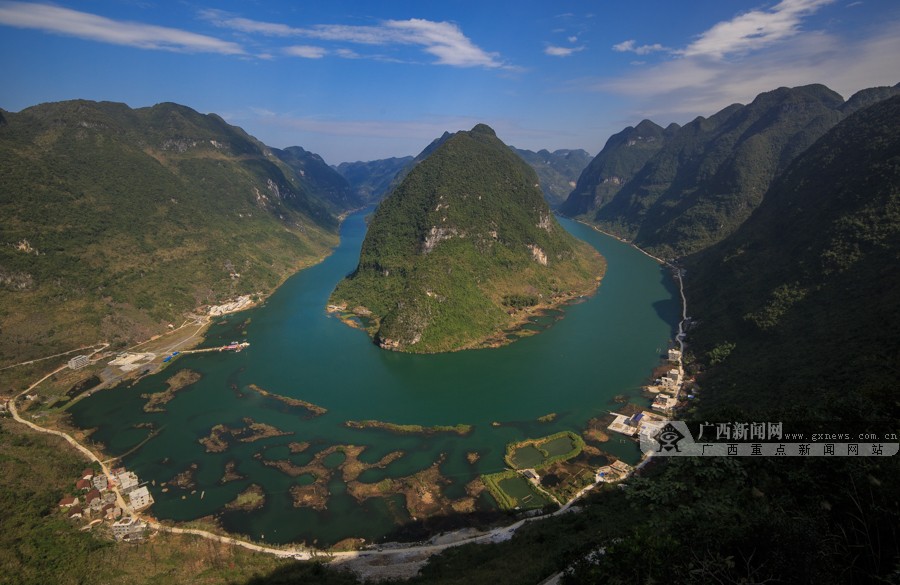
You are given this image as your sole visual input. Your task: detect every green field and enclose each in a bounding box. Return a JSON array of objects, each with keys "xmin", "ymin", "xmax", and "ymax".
[
  {"xmin": 505, "ymin": 431, "xmax": 584, "ymax": 470},
  {"xmin": 482, "ymin": 470, "xmax": 553, "ymax": 511}
]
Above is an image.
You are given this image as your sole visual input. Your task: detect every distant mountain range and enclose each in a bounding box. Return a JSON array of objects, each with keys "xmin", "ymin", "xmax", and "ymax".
[
  {"xmin": 333, "ymin": 157, "xmax": 413, "ymax": 205},
  {"xmin": 511, "ymin": 147, "xmax": 592, "ymax": 208},
  {"xmin": 335, "ymin": 141, "xmax": 590, "ymax": 209},
  {"xmin": 562, "ymin": 83, "xmax": 900, "ymax": 257},
  {"xmin": 329, "ymin": 124, "xmax": 602, "ymax": 353}
]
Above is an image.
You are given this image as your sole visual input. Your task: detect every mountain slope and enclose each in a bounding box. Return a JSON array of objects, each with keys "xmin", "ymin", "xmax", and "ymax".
[
  {"xmin": 272, "ymin": 146, "xmax": 361, "ymax": 212},
  {"xmin": 329, "ymin": 124, "xmax": 603, "ymax": 353},
  {"xmin": 510, "ymin": 147, "xmax": 592, "ymax": 208},
  {"xmin": 0, "ymin": 100, "xmax": 338, "ymax": 365},
  {"xmin": 565, "ymin": 84, "xmax": 900, "ymax": 258},
  {"xmin": 560, "ymin": 119, "xmax": 677, "ymax": 217},
  {"xmin": 597, "ymin": 84, "xmax": 850, "ymax": 256},
  {"xmin": 684, "ymin": 94, "xmax": 900, "ymax": 415}
]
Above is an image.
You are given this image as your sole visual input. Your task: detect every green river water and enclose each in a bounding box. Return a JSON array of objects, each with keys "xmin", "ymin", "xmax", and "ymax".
[{"xmin": 69, "ymin": 211, "xmax": 680, "ymax": 546}]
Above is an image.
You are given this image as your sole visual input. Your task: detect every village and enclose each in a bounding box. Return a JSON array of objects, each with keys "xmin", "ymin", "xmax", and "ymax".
[
  {"xmin": 56, "ymin": 466, "xmax": 155, "ymax": 542},
  {"xmin": 606, "ymin": 347, "xmax": 689, "ymax": 444}
]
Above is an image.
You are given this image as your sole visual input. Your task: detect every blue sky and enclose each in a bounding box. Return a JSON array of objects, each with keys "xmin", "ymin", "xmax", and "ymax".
[{"xmin": 1, "ymin": 1, "xmax": 898, "ymax": 163}]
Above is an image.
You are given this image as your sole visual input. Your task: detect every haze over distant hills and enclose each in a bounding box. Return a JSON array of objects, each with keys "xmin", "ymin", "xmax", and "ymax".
[
  {"xmin": 335, "ymin": 142, "xmax": 590, "ymax": 209},
  {"xmin": 511, "ymin": 147, "xmax": 592, "ymax": 208}
]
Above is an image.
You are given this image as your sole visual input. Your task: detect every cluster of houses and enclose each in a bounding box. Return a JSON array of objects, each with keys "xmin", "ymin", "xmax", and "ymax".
[
  {"xmin": 607, "ymin": 347, "xmax": 687, "ymax": 441},
  {"xmin": 57, "ymin": 466, "xmax": 153, "ymax": 541}
]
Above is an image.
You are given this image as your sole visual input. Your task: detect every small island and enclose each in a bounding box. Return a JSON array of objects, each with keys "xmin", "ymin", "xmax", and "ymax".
[
  {"xmin": 197, "ymin": 418, "xmax": 293, "ymax": 453},
  {"xmin": 245, "ymin": 384, "xmax": 327, "ymax": 416},
  {"xmin": 344, "ymin": 420, "xmax": 473, "ymax": 436},
  {"xmin": 224, "ymin": 484, "xmax": 265, "ymax": 511},
  {"xmin": 141, "ymin": 370, "xmax": 201, "ymax": 413}
]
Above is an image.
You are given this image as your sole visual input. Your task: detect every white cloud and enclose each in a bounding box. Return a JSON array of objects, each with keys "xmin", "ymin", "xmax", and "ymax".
[
  {"xmin": 0, "ymin": 1, "xmax": 244, "ymax": 54},
  {"xmin": 284, "ymin": 45, "xmax": 327, "ymax": 59},
  {"xmin": 201, "ymin": 11, "xmax": 504, "ymax": 68},
  {"xmin": 680, "ymin": 0, "xmax": 835, "ymax": 58},
  {"xmin": 612, "ymin": 39, "xmax": 669, "ymax": 55},
  {"xmin": 590, "ymin": 22, "xmax": 900, "ymax": 119},
  {"xmin": 545, "ymin": 45, "xmax": 585, "ymax": 57},
  {"xmin": 568, "ymin": 35, "xmax": 578, "ymax": 43}
]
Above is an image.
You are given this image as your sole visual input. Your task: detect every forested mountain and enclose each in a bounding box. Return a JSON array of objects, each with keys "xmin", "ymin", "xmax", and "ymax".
[
  {"xmin": 565, "ymin": 90, "xmax": 900, "ymax": 585},
  {"xmin": 684, "ymin": 94, "xmax": 900, "ymax": 415},
  {"xmin": 0, "ymin": 100, "xmax": 338, "ymax": 364},
  {"xmin": 565, "ymin": 83, "xmax": 900, "ymax": 257},
  {"xmin": 272, "ymin": 146, "xmax": 361, "ymax": 212},
  {"xmin": 560, "ymin": 120, "xmax": 677, "ymax": 217},
  {"xmin": 329, "ymin": 124, "xmax": 603, "ymax": 353},
  {"xmin": 334, "ymin": 156, "xmax": 413, "ymax": 205},
  {"xmin": 510, "ymin": 147, "xmax": 592, "ymax": 208}
]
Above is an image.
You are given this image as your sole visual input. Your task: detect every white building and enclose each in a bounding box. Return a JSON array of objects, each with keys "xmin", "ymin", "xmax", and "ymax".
[
  {"xmin": 668, "ymin": 349, "xmax": 682, "ymax": 362},
  {"xmin": 92, "ymin": 474, "xmax": 108, "ymax": 491},
  {"xmin": 659, "ymin": 376, "xmax": 676, "ymax": 389},
  {"xmin": 666, "ymin": 369, "xmax": 682, "ymax": 385},
  {"xmin": 129, "ymin": 486, "xmax": 154, "ymax": 511},
  {"xmin": 115, "ymin": 471, "xmax": 139, "ymax": 493},
  {"xmin": 68, "ymin": 355, "xmax": 90, "ymax": 370},
  {"xmin": 111, "ymin": 517, "xmax": 145, "ymax": 541}
]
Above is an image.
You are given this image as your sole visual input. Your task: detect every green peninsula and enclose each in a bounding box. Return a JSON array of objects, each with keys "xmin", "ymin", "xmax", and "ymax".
[{"xmin": 329, "ymin": 124, "xmax": 604, "ymax": 352}]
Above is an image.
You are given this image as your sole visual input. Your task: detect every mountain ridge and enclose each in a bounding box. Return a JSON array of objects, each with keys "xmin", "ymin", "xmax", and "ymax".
[{"xmin": 564, "ymin": 83, "xmax": 900, "ymax": 257}]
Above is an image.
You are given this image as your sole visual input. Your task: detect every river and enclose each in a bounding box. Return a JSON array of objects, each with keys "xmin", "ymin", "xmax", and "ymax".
[{"xmin": 69, "ymin": 210, "xmax": 680, "ymax": 546}]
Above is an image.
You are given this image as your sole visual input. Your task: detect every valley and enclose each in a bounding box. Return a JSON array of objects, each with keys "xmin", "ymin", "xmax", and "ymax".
[{"xmin": 2, "ymin": 83, "xmax": 898, "ymax": 585}]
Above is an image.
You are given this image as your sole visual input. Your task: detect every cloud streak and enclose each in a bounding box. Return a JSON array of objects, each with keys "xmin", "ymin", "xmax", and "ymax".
[
  {"xmin": 612, "ymin": 40, "xmax": 669, "ymax": 55},
  {"xmin": 591, "ymin": 22, "xmax": 900, "ymax": 119},
  {"xmin": 284, "ymin": 45, "xmax": 327, "ymax": 59},
  {"xmin": 611, "ymin": 0, "xmax": 834, "ymax": 59},
  {"xmin": 680, "ymin": 0, "xmax": 835, "ymax": 58},
  {"xmin": 0, "ymin": 1, "xmax": 244, "ymax": 54},
  {"xmin": 201, "ymin": 10, "xmax": 504, "ymax": 68},
  {"xmin": 545, "ymin": 45, "xmax": 585, "ymax": 57}
]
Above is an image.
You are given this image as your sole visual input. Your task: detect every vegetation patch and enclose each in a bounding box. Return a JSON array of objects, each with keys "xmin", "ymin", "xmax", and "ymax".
[
  {"xmin": 167, "ymin": 463, "xmax": 198, "ymax": 490},
  {"xmin": 245, "ymin": 384, "xmax": 327, "ymax": 416},
  {"xmin": 348, "ymin": 456, "xmax": 479, "ymax": 520},
  {"xmin": 198, "ymin": 418, "xmax": 292, "ymax": 453},
  {"xmin": 141, "ymin": 369, "xmax": 201, "ymax": 413},
  {"xmin": 225, "ymin": 484, "xmax": 265, "ymax": 511},
  {"xmin": 344, "ymin": 419, "xmax": 473, "ymax": 436},
  {"xmin": 264, "ymin": 444, "xmax": 406, "ymax": 511},
  {"xmin": 220, "ymin": 460, "xmax": 244, "ymax": 483}
]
